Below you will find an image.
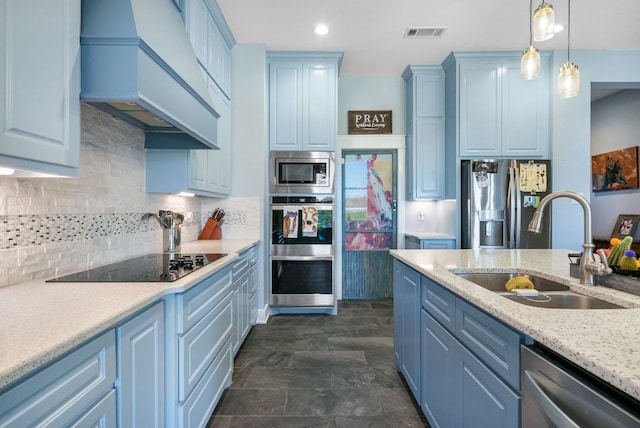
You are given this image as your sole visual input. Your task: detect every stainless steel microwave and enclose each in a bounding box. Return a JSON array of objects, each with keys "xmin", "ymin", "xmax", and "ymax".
[{"xmin": 270, "ymin": 151, "xmax": 335, "ymax": 194}]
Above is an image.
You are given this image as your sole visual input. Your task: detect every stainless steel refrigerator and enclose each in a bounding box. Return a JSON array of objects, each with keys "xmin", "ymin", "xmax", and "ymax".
[{"xmin": 461, "ymin": 159, "xmax": 552, "ymax": 249}]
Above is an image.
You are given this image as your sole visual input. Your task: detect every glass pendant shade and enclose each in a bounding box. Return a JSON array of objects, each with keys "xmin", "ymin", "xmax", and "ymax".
[
  {"xmin": 533, "ymin": 2, "xmax": 555, "ymax": 42},
  {"xmin": 521, "ymin": 46, "xmax": 540, "ymax": 80},
  {"xmin": 558, "ymin": 62, "xmax": 580, "ymax": 98}
]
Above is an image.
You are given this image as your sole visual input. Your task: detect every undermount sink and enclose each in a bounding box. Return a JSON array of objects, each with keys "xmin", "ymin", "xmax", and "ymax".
[{"xmin": 456, "ymin": 272, "xmax": 625, "ymax": 309}]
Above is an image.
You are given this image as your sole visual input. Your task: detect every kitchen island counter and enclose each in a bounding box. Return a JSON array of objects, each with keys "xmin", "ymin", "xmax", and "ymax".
[
  {"xmin": 0, "ymin": 239, "xmax": 258, "ymax": 391},
  {"xmin": 391, "ymin": 248, "xmax": 640, "ymax": 402}
]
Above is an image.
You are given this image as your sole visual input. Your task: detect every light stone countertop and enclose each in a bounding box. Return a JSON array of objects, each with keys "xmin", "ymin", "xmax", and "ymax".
[
  {"xmin": 0, "ymin": 239, "xmax": 258, "ymax": 391},
  {"xmin": 390, "ymin": 248, "xmax": 640, "ymax": 402}
]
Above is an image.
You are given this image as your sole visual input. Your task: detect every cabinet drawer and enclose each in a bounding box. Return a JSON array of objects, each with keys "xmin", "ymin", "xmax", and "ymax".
[
  {"xmin": 178, "ymin": 266, "xmax": 232, "ymax": 333},
  {"xmin": 178, "ymin": 340, "xmax": 233, "ymax": 428},
  {"xmin": 0, "ymin": 330, "xmax": 116, "ymax": 427},
  {"xmin": 455, "ymin": 299, "xmax": 522, "ymax": 390},
  {"xmin": 233, "ymin": 255, "xmax": 249, "ymax": 278},
  {"xmin": 178, "ymin": 294, "xmax": 233, "ymax": 401},
  {"xmin": 69, "ymin": 389, "xmax": 116, "ymax": 428},
  {"xmin": 247, "ymin": 246, "xmax": 257, "ymax": 265},
  {"xmin": 421, "ymin": 239, "xmax": 454, "ymax": 249},
  {"xmin": 422, "ymin": 276, "xmax": 456, "ymax": 333}
]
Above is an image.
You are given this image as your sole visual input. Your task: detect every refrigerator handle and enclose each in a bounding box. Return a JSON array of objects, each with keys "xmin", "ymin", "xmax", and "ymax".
[
  {"xmin": 508, "ymin": 166, "xmax": 516, "ymax": 249},
  {"xmin": 515, "ymin": 166, "xmax": 522, "ymax": 249}
]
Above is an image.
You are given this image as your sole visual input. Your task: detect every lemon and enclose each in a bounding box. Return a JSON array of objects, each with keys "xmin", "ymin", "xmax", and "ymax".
[{"xmin": 505, "ymin": 276, "xmax": 535, "ymax": 292}]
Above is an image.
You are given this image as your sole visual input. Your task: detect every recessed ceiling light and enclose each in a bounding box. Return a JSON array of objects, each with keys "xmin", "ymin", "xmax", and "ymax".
[
  {"xmin": 314, "ymin": 24, "xmax": 329, "ymax": 36},
  {"xmin": 0, "ymin": 167, "xmax": 15, "ymax": 175}
]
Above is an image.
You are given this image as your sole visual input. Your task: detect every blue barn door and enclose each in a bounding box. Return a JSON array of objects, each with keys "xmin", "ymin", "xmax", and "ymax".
[{"xmin": 342, "ymin": 151, "xmax": 397, "ymax": 299}]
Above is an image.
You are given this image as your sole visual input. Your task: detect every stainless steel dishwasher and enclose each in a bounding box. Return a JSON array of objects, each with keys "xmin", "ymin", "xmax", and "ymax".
[{"xmin": 521, "ymin": 345, "xmax": 640, "ymax": 428}]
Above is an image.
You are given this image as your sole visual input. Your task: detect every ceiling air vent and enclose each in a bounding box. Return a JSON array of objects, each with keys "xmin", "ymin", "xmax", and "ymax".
[{"xmin": 404, "ymin": 27, "xmax": 448, "ymax": 39}]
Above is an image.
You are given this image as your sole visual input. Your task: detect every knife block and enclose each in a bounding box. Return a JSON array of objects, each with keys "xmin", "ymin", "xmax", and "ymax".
[{"xmin": 211, "ymin": 227, "xmax": 221, "ymax": 240}]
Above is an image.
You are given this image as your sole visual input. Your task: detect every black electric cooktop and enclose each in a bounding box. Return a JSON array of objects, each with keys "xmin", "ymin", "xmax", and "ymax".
[{"xmin": 46, "ymin": 253, "xmax": 227, "ymax": 283}]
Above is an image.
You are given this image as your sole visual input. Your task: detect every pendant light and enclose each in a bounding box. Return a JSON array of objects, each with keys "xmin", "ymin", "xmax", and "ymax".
[
  {"xmin": 558, "ymin": 0, "xmax": 579, "ymax": 98},
  {"xmin": 533, "ymin": 1, "xmax": 555, "ymax": 42},
  {"xmin": 521, "ymin": 0, "xmax": 540, "ymax": 80}
]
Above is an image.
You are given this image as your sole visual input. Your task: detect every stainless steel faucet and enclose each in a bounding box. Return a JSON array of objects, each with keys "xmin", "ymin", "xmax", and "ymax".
[{"xmin": 527, "ymin": 191, "xmax": 612, "ymax": 285}]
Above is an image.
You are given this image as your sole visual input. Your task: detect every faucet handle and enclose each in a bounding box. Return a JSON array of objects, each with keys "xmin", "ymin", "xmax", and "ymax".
[{"xmin": 596, "ymin": 249, "xmax": 613, "ymax": 275}]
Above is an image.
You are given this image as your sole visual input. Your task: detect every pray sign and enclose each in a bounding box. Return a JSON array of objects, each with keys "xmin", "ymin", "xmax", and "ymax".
[{"xmin": 348, "ymin": 110, "xmax": 392, "ymax": 135}]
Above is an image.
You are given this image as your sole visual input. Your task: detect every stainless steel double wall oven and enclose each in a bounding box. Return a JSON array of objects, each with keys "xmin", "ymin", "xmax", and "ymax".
[{"xmin": 269, "ymin": 151, "xmax": 336, "ymax": 307}]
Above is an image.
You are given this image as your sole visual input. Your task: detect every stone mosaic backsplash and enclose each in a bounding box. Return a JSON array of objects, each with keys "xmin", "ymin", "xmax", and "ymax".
[{"xmin": 0, "ymin": 212, "xmax": 201, "ymax": 250}]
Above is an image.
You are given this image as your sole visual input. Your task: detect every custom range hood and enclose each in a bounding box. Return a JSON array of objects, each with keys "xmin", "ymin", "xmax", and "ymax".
[{"xmin": 80, "ymin": 0, "xmax": 218, "ymax": 149}]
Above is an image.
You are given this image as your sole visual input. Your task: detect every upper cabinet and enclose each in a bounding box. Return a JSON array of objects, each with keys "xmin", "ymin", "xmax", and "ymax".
[
  {"xmin": 268, "ymin": 52, "xmax": 343, "ymax": 151},
  {"xmin": 403, "ymin": 65, "xmax": 445, "ymax": 200},
  {"xmin": 185, "ymin": 0, "xmax": 233, "ymax": 98},
  {"xmin": 0, "ymin": 0, "xmax": 80, "ymax": 177},
  {"xmin": 147, "ymin": 0, "xmax": 233, "ymax": 197},
  {"xmin": 443, "ymin": 52, "xmax": 550, "ymax": 159}
]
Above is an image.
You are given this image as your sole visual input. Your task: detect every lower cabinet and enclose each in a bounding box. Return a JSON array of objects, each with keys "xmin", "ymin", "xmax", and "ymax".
[
  {"xmin": 405, "ymin": 235, "xmax": 455, "ymax": 249},
  {"xmin": 395, "ymin": 262, "xmax": 523, "ymax": 428},
  {"xmin": 0, "ymin": 260, "xmax": 254, "ymax": 428},
  {"xmin": 0, "ymin": 331, "xmax": 116, "ymax": 427},
  {"xmin": 393, "ymin": 259, "xmax": 421, "ymax": 401},
  {"xmin": 118, "ymin": 301, "xmax": 165, "ymax": 427}
]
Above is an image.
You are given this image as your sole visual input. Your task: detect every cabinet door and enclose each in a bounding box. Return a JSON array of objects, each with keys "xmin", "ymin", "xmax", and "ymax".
[
  {"xmin": 393, "ymin": 261, "xmax": 421, "ymax": 401},
  {"xmin": 416, "ymin": 72, "xmax": 444, "ymax": 117},
  {"xmin": 118, "ymin": 302, "xmax": 165, "ymax": 428},
  {"xmin": 303, "ymin": 63, "xmax": 336, "ymax": 150},
  {"xmin": 188, "ymin": 149, "xmax": 208, "ymax": 191},
  {"xmin": 459, "ymin": 62, "xmax": 501, "ymax": 157},
  {"xmin": 0, "ymin": 0, "xmax": 80, "ymax": 175},
  {"xmin": 269, "ymin": 61, "xmax": 303, "ymax": 150},
  {"xmin": 458, "ymin": 344, "xmax": 520, "ymax": 428},
  {"xmin": 206, "ymin": 82, "xmax": 231, "ymax": 195},
  {"xmin": 185, "ymin": 0, "xmax": 208, "ymax": 67},
  {"xmin": 69, "ymin": 389, "xmax": 116, "ymax": 428},
  {"xmin": 414, "ymin": 117, "xmax": 444, "ymax": 199},
  {"xmin": 421, "ymin": 310, "xmax": 457, "ymax": 428},
  {"xmin": 502, "ymin": 62, "xmax": 549, "ymax": 157}
]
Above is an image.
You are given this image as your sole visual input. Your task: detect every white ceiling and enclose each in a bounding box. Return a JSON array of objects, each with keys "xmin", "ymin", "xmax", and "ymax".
[{"xmin": 217, "ymin": 0, "xmax": 640, "ymax": 76}]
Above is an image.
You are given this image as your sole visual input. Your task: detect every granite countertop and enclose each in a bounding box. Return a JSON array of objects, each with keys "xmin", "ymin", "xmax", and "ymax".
[
  {"xmin": 0, "ymin": 239, "xmax": 258, "ymax": 391},
  {"xmin": 390, "ymin": 248, "xmax": 640, "ymax": 401}
]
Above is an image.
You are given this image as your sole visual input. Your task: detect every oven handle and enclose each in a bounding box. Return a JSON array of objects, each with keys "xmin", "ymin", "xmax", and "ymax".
[{"xmin": 270, "ymin": 255, "xmax": 334, "ymax": 262}]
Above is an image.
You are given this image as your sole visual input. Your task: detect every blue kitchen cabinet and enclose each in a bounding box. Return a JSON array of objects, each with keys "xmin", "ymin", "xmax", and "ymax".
[
  {"xmin": 405, "ymin": 234, "xmax": 455, "ymax": 249},
  {"xmin": 118, "ymin": 301, "xmax": 165, "ymax": 428},
  {"xmin": 168, "ymin": 266, "xmax": 234, "ymax": 428},
  {"xmin": 396, "ymin": 261, "xmax": 523, "ymax": 427},
  {"xmin": 421, "ymin": 310, "xmax": 457, "ymax": 428},
  {"xmin": 443, "ymin": 52, "xmax": 550, "ymax": 159},
  {"xmin": 0, "ymin": 0, "xmax": 80, "ymax": 177},
  {"xmin": 232, "ymin": 249, "xmax": 252, "ymax": 355},
  {"xmin": 185, "ymin": 0, "xmax": 233, "ymax": 98},
  {"xmin": 248, "ymin": 245, "xmax": 259, "ymax": 325},
  {"xmin": 148, "ymin": 0, "xmax": 233, "ymax": 197},
  {"xmin": 0, "ymin": 331, "xmax": 116, "ymax": 427},
  {"xmin": 268, "ymin": 52, "xmax": 342, "ymax": 151},
  {"xmin": 393, "ymin": 259, "xmax": 421, "ymax": 401},
  {"xmin": 403, "ymin": 66, "xmax": 445, "ymax": 200}
]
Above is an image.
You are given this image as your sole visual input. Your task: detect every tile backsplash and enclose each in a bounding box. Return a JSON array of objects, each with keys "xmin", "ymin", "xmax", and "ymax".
[{"xmin": 0, "ymin": 104, "xmax": 202, "ymax": 287}]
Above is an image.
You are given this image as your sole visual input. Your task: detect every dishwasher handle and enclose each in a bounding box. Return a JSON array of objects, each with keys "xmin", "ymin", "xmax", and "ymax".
[{"xmin": 524, "ymin": 370, "xmax": 580, "ymax": 428}]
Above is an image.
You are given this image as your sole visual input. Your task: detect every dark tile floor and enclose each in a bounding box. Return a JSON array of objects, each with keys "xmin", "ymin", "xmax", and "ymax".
[{"xmin": 207, "ymin": 299, "xmax": 429, "ymax": 428}]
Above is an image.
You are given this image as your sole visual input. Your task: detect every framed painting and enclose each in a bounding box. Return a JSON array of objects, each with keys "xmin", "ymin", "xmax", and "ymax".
[
  {"xmin": 610, "ymin": 214, "xmax": 640, "ymax": 239},
  {"xmin": 592, "ymin": 146, "xmax": 639, "ymax": 192}
]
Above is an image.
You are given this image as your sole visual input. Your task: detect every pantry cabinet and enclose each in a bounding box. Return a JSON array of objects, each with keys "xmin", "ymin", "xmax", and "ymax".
[
  {"xmin": 443, "ymin": 52, "xmax": 550, "ymax": 159},
  {"xmin": 0, "ymin": 0, "xmax": 80, "ymax": 176},
  {"xmin": 403, "ymin": 65, "xmax": 445, "ymax": 200},
  {"xmin": 268, "ymin": 52, "xmax": 342, "ymax": 151}
]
